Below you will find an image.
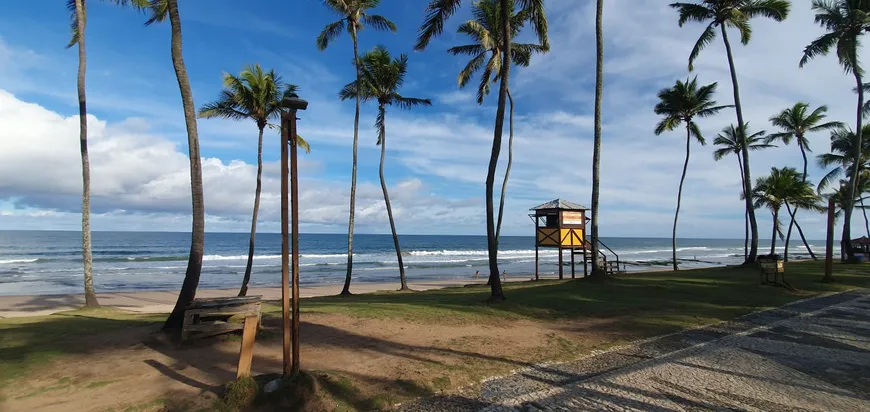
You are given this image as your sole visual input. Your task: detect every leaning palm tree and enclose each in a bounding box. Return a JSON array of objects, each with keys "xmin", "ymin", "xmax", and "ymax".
[
  {"xmin": 751, "ymin": 167, "xmax": 823, "ymax": 257},
  {"xmin": 198, "ymin": 65, "xmax": 308, "ymax": 297},
  {"xmin": 801, "ymin": 0, "xmax": 870, "ymax": 261},
  {"xmin": 416, "ymin": 0, "xmax": 547, "ymax": 298},
  {"xmin": 768, "ymin": 102, "xmax": 842, "ymax": 260},
  {"xmin": 670, "ymin": 0, "xmax": 791, "ymax": 264},
  {"xmin": 317, "ymin": 0, "xmax": 396, "ymax": 296},
  {"xmin": 654, "ymin": 77, "xmax": 731, "ymax": 271},
  {"xmin": 125, "ymin": 0, "xmax": 205, "ymax": 332},
  {"xmin": 713, "ymin": 123, "xmax": 775, "ymax": 259},
  {"xmin": 339, "ymin": 46, "xmax": 432, "ymax": 291},
  {"xmin": 447, "ymin": 0, "xmax": 546, "ymax": 245},
  {"xmin": 66, "ymin": 0, "xmax": 99, "ymax": 307}
]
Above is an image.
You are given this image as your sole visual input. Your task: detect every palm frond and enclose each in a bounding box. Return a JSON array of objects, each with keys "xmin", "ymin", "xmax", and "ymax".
[
  {"xmin": 363, "ymin": 14, "xmax": 397, "ymax": 32},
  {"xmin": 688, "ymin": 23, "xmax": 717, "ymax": 71},
  {"xmin": 457, "ymin": 52, "xmax": 486, "ymax": 89},
  {"xmin": 317, "ymin": 19, "xmax": 346, "ymax": 51},
  {"xmin": 416, "ymin": 0, "xmax": 463, "ymax": 51}
]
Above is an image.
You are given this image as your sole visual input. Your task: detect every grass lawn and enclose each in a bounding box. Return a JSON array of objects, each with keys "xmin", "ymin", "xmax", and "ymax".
[{"xmin": 1, "ymin": 260, "xmax": 868, "ymax": 410}]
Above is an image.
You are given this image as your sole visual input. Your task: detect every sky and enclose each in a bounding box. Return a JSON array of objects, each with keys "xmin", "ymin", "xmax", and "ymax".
[{"xmin": 0, "ymin": 0, "xmax": 867, "ymax": 239}]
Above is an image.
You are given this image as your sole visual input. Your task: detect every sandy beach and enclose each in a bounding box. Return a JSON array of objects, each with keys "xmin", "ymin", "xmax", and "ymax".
[{"xmin": 0, "ymin": 276, "xmax": 539, "ymax": 318}]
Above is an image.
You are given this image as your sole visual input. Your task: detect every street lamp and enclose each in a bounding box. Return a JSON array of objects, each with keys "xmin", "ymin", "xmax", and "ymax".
[{"xmin": 280, "ymin": 97, "xmax": 307, "ymax": 377}]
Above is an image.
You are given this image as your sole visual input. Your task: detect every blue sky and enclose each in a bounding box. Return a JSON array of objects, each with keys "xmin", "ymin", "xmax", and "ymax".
[{"xmin": 0, "ymin": 0, "xmax": 866, "ymax": 239}]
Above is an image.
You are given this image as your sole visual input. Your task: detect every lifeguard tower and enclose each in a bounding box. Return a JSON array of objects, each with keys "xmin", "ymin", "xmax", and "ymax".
[{"xmin": 529, "ymin": 199, "xmax": 622, "ymax": 279}]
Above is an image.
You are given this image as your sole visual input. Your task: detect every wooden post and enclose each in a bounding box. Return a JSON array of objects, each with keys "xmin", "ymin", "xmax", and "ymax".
[
  {"xmin": 534, "ymin": 242, "xmax": 539, "ymax": 281},
  {"xmin": 570, "ymin": 247, "xmax": 575, "ymax": 279},
  {"xmin": 280, "ymin": 113, "xmax": 291, "ymax": 377},
  {"xmin": 558, "ymin": 248, "xmax": 563, "ymax": 279},
  {"xmin": 290, "ymin": 110, "xmax": 301, "ymax": 376},
  {"xmin": 825, "ymin": 197, "xmax": 835, "ymax": 281},
  {"xmin": 583, "ymin": 244, "xmax": 588, "ymax": 277},
  {"xmin": 236, "ymin": 315, "xmax": 258, "ymax": 379}
]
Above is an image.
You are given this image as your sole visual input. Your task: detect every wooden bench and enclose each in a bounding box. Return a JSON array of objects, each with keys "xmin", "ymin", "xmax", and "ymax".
[{"xmin": 181, "ymin": 296, "xmax": 262, "ymax": 342}]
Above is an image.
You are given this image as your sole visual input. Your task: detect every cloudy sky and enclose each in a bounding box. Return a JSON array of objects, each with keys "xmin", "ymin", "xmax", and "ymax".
[{"xmin": 0, "ymin": 0, "xmax": 866, "ymax": 239}]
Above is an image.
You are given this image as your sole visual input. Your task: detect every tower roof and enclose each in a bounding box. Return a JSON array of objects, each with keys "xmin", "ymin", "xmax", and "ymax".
[{"xmin": 530, "ymin": 199, "xmax": 588, "ymax": 211}]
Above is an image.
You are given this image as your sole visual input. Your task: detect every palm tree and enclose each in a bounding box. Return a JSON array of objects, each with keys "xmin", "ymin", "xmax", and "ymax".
[
  {"xmin": 751, "ymin": 167, "xmax": 823, "ymax": 256},
  {"xmin": 339, "ymin": 47, "xmax": 432, "ymax": 291},
  {"xmin": 801, "ymin": 0, "xmax": 870, "ymax": 261},
  {"xmin": 654, "ymin": 78, "xmax": 731, "ymax": 271},
  {"xmin": 768, "ymin": 103, "xmax": 842, "ymax": 260},
  {"xmin": 447, "ymin": 0, "xmax": 547, "ymax": 245},
  {"xmin": 198, "ymin": 65, "xmax": 309, "ymax": 297},
  {"xmin": 670, "ymin": 0, "xmax": 791, "ymax": 264},
  {"xmin": 124, "ymin": 0, "xmax": 205, "ymax": 332},
  {"xmin": 713, "ymin": 123, "xmax": 775, "ymax": 259},
  {"xmin": 591, "ymin": 0, "xmax": 605, "ymax": 276},
  {"xmin": 416, "ymin": 0, "xmax": 547, "ymax": 298},
  {"xmin": 317, "ymin": 0, "xmax": 396, "ymax": 296},
  {"xmin": 818, "ymin": 125, "xmax": 870, "ymax": 241},
  {"xmin": 66, "ymin": 0, "xmax": 99, "ymax": 308}
]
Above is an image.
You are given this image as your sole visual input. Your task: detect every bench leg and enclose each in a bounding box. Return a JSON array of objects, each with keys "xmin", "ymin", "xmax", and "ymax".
[{"xmin": 237, "ymin": 315, "xmax": 259, "ymax": 379}]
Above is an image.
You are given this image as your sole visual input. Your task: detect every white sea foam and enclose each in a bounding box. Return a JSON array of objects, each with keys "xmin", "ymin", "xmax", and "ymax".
[{"xmin": 0, "ymin": 258, "xmax": 38, "ymax": 264}]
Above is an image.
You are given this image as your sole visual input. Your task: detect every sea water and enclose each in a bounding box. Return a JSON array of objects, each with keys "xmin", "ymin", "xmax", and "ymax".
[{"xmin": 0, "ymin": 231, "xmax": 831, "ymax": 296}]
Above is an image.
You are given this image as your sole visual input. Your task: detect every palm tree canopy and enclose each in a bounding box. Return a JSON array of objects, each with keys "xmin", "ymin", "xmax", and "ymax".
[
  {"xmin": 752, "ymin": 167, "xmax": 823, "ymax": 212},
  {"xmin": 654, "ymin": 77, "xmax": 732, "ymax": 144},
  {"xmin": 670, "ymin": 0, "xmax": 791, "ymax": 70},
  {"xmin": 338, "ymin": 46, "xmax": 432, "ymax": 143},
  {"xmin": 800, "ymin": 0, "xmax": 870, "ymax": 72},
  {"xmin": 198, "ymin": 65, "xmax": 309, "ymax": 152},
  {"xmin": 712, "ymin": 122, "xmax": 774, "ymax": 160},
  {"xmin": 448, "ymin": 0, "xmax": 548, "ymax": 104},
  {"xmin": 415, "ymin": 0, "xmax": 548, "ymax": 51},
  {"xmin": 767, "ymin": 102, "xmax": 843, "ymax": 150},
  {"xmin": 817, "ymin": 124, "xmax": 870, "ymax": 191},
  {"xmin": 316, "ymin": 0, "xmax": 397, "ymax": 50}
]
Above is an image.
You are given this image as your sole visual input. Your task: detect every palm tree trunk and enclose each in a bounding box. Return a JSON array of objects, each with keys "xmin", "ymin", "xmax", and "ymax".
[
  {"xmin": 784, "ymin": 203, "xmax": 794, "ymax": 261},
  {"xmin": 239, "ymin": 125, "xmax": 265, "ymax": 297},
  {"xmin": 785, "ymin": 140, "xmax": 816, "ymax": 261},
  {"xmin": 793, "ymin": 217, "xmax": 817, "ymax": 260},
  {"xmin": 844, "ymin": 49, "xmax": 864, "ymax": 262},
  {"xmin": 75, "ymin": 0, "xmax": 98, "ymax": 308},
  {"xmin": 341, "ymin": 23, "xmax": 362, "ymax": 296},
  {"xmin": 590, "ymin": 0, "xmax": 604, "ymax": 275},
  {"xmin": 484, "ymin": 0, "xmax": 511, "ymax": 301},
  {"xmin": 770, "ymin": 208, "xmax": 779, "ymax": 256},
  {"xmin": 495, "ymin": 88, "xmax": 514, "ymax": 245},
  {"xmin": 378, "ymin": 105, "xmax": 408, "ymax": 291},
  {"xmin": 163, "ymin": 0, "xmax": 205, "ymax": 332},
  {"xmin": 673, "ymin": 126, "xmax": 691, "ymax": 271},
  {"xmin": 720, "ymin": 25, "xmax": 759, "ymax": 264},
  {"xmin": 862, "ymin": 197, "xmax": 870, "ymax": 237},
  {"xmin": 737, "ymin": 152, "xmax": 747, "ymax": 260}
]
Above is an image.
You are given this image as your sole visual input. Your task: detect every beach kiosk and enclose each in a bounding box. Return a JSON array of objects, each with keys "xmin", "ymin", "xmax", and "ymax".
[{"xmin": 529, "ymin": 199, "xmax": 590, "ymax": 280}]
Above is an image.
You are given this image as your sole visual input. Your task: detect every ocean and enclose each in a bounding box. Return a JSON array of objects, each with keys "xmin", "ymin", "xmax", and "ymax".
[{"xmin": 0, "ymin": 231, "xmax": 832, "ymax": 296}]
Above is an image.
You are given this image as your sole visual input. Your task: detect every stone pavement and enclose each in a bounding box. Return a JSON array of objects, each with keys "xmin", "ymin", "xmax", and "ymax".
[{"xmin": 401, "ymin": 290, "xmax": 870, "ymax": 411}]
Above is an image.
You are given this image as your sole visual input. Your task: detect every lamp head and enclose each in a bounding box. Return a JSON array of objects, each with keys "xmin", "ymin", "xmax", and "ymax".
[{"xmin": 282, "ymin": 97, "xmax": 308, "ymax": 111}]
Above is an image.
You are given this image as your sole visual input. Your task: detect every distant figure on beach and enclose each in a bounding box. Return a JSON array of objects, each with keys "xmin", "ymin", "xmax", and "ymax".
[
  {"xmin": 475, "ymin": 270, "xmax": 480, "ymax": 279},
  {"xmin": 502, "ymin": 270, "xmax": 508, "ymax": 281}
]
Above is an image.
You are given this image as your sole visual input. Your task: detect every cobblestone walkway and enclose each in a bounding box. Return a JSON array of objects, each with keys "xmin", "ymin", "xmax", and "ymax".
[{"xmin": 401, "ymin": 290, "xmax": 870, "ymax": 411}]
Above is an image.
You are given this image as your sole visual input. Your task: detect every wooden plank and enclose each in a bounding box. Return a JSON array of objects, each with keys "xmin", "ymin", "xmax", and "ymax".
[
  {"xmin": 185, "ymin": 303, "xmax": 261, "ymax": 316},
  {"xmin": 237, "ymin": 315, "xmax": 259, "ymax": 379},
  {"xmin": 183, "ymin": 322, "xmax": 245, "ymax": 332},
  {"xmin": 186, "ymin": 296, "xmax": 262, "ymax": 309}
]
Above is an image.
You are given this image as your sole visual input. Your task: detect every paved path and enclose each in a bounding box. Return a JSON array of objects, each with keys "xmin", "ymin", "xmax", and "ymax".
[{"xmin": 403, "ymin": 290, "xmax": 870, "ymax": 412}]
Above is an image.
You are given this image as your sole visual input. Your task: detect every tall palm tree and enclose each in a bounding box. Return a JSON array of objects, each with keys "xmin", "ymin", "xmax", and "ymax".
[
  {"xmin": 416, "ymin": 0, "xmax": 547, "ymax": 299},
  {"xmin": 447, "ymin": 0, "xmax": 547, "ymax": 245},
  {"xmin": 654, "ymin": 78, "xmax": 731, "ymax": 271},
  {"xmin": 317, "ymin": 0, "xmax": 396, "ymax": 296},
  {"xmin": 124, "ymin": 0, "xmax": 205, "ymax": 331},
  {"xmin": 591, "ymin": 0, "xmax": 605, "ymax": 275},
  {"xmin": 817, "ymin": 125, "xmax": 870, "ymax": 192},
  {"xmin": 671, "ymin": 0, "xmax": 791, "ymax": 264},
  {"xmin": 198, "ymin": 65, "xmax": 308, "ymax": 297},
  {"xmin": 751, "ymin": 167, "xmax": 823, "ymax": 256},
  {"xmin": 66, "ymin": 0, "xmax": 99, "ymax": 308},
  {"xmin": 768, "ymin": 102, "xmax": 842, "ymax": 260},
  {"xmin": 713, "ymin": 123, "xmax": 775, "ymax": 259},
  {"xmin": 801, "ymin": 0, "xmax": 870, "ymax": 261},
  {"xmin": 339, "ymin": 47, "xmax": 432, "ymax": 291}
]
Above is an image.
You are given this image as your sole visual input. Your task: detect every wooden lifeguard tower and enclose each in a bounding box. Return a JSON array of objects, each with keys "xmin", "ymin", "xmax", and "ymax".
[{"xmin": 529, "ymin": 199, "xmax": 622, "ymax": 279}]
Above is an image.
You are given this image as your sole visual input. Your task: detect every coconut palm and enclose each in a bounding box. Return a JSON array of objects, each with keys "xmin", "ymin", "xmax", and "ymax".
[
  {"xmin": 447, "ymin": 0, "xmax": 547, "ymax": 245},
  {"xmin": 339, "ymin": 47, "xmax": 431, "ymax": 291},
  {"xmin": 416, "ymin": 0, "xmax": 547, "ymax": 299},
  {"xmin": 124, "ymin": 0, "xmax": 205, "ymax": 332},
  {"xmin": 768, "ymin": 103, "xmax": 842, "ymax": 260},
  {"xmin": 591, "ymin": 0, "xmax": 605, "ymax": 275},
  {"xmin": 817, "ymin": 125, "xmax": 870, "ymax": 192},
  {"xmin": 198, "ymin": 65, "xmax": 309, "ymax": 297},
  {"xmin": 801, "ymin": 0, "xmax": 870, "ymax": 261},
  {"xmin": 65, "ymin": 0, "xmax": 99, "ymax": 307},
  {"xmin": 654, "ymin": 77, "xmax": 731, "ymax": 271},
  {"xmin": 751, "ymin": 167, "xmax": 823, "ymax": 256},
  {"xmin": 670, "ymin": 0, "xmax": 791, "ymax": 264},
  {"xmin": 317, "ymin": 0, "xmax": 396, "ymax": 296},
  {"xmin": 712, "ymin": 123, "xmax": 775, "ymax": 259}
]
